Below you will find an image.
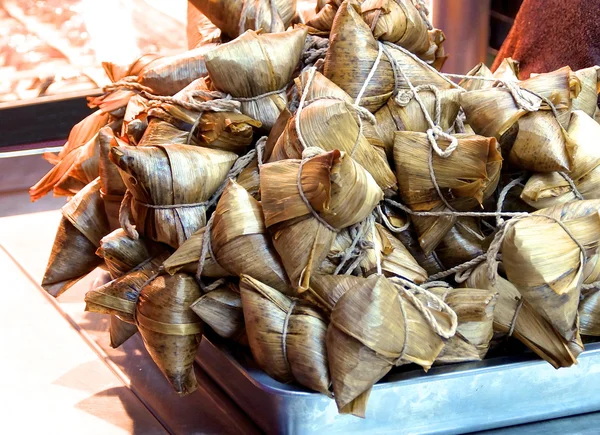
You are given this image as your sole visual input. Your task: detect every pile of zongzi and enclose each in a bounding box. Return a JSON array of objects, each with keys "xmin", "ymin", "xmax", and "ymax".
[{"xmin": 31, "ymin": 0, "xmax": 600, "ymax": 418}]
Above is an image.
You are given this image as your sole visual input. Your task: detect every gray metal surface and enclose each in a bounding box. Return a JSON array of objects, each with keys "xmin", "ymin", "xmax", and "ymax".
[{"xmin": 197, "ymin": 338, "xmax": 600, "ymax": 435}]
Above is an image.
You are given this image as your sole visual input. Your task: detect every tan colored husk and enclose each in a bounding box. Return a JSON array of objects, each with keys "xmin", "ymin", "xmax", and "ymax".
[
  {"xmin": 458, "ymin": 63, "xmax": 493, "ymax": 91},
  {"xmin": 109, "ymin": 315, "xmax": 139, "ymax": 348},
  {"xmin": 188, "ymin": 0, "xmax": 296, "ymax": 39},
  {"xmin": 162, "ymin": 226, "xmax": 230, "ymax": 278},
  {"xmin": 306, "ymin": 0, "xmax": 342, "ymax": 32},
  {"xmin": 361, "ymin": 0, "xmax": 438, "ymax": 57},
  {"xmin": 393, "ymin": 132, "xmax": 502, "ymax": 252},
  {"xmin": 240, "ymin": 275, "xmax": 330, "ymax": 395},
  {"xmin": 204, "ymin": 28, "xmax": 307, "ymax": 130},
  {"xmin": 264, "ymin": 108, "xmax": 293, "ymax": 161},
  {"xmin": 260, "ymin": 150, "xmax": 383, "ymax": 290},
  {"xmin": 459, "ymin": 87, "xmax": 530, "ymax": 139},
  {"xmin": 510, "ymin": 110, "xmax": 575, "ymax": 173},
  {"xmin": 580, "ymin": 288, "xmax": 600, "ymax": 336},
  {"xmin": 42, "ymin": 179, "xmax": 110, "ymax": 297},
  {"xmin": 502, "ymin": 201, "xmax": 600, "ymax": 340},
  {"xmin": 572, "ymin": 66, "xmax": 600, "ymax": 117},
  {"xmin": 493, "ymin": 57, "xmax": 520, "ymax": 81},
  {"xmin": 97, "ymin": 228, "xmax": 166, "ymax": 279},
  {"xmin": 136, "ymin": 273, "xmax": 203, "ymax": 396},
  {"xmin": 98, "ymin": 127, "xmax": 127, "ymax": 230},
  {"xmin": 157, "ymin": 78, "xmax": 262, "ymax": 153},
  {"xmin": 236, "ymin": 157, "xmax": 260, "ymax": 199},
  {"xmin": 84, "ymin": 254, "xmax": 168, "ymax": 322},
  {"xmin": 51, "ymin": 110, "xmax": 110, "ymax": 161},
  {"xmin": 324, "ymin": 0, "xmax": 449, "ymax": 113},
  {"xmin": 375, "ymin": 88, "xmax": 462, "ymax": 154},
  {"xmin": 320, "ymin": 223, "xmax": 428, "ymax": 283},
  {"xmin": 121, "ymin": 96, "xmax": 151, "ymax": 145},
  {"xmin": 466, "ymin": 263, "xmax": 580, "ymax": 368},
  {"xmin": 212, "ymin": 180, "xmax": 293, "ymax": 294},
  {"xmin": 136, "ymin": 44, "xmax": 218, "ymax": 96},
  {"xmin": 52, "ymin": 132, "xmax": 101, "ymax": 197},
  {"xmin": 110, "ymin": 144, "xmax": 238, "ymax": 247},
  {"xmin": 270, "ymin": 70, "xmax": 397, "ymax": 192},
  {"xmin": 429, "ymin": 287, "xmax": 497, "ymax": 363},
  {"xmin": 190, "ymin": 282, "xmax": 246, "ymax": 343},
  {"xmin": 102, "ymin": 53, "xmax": 162, "ymax": 83},
  {"xmin": 521, "ymin": 111, "xmax": 600, "ymax": 208},
  {"xmin": 137, "ymin": 119, "xmax": 191, "ymax": 147},
  {"xmin": 434, "ymin": 218, "xmax": 485, "ymax": 269},
  {"xmin": 309, "ymin": 274, "xmax": 450, "ymax": 413},
  {"xmin": 520, "ymin": 66, "xmax": 581, "ymax": 128}
]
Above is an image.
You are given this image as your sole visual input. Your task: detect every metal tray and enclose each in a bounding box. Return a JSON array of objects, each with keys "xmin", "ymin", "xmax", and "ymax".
[{"xmin": 196, "ymin": 338, "xmax": 600, "ymax": 434}]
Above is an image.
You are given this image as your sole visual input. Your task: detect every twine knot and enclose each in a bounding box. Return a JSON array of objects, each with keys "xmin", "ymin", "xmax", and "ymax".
[{"xmin": 427, "ymin": 126, "xmax": 458, "ymax": 158}]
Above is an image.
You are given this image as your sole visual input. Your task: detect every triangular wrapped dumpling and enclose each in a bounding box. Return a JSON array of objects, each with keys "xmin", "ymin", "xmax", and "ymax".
[
  {"xmin": 429, "ymin": 286, "xmax": 498, "ymax": 364},
  {"xmin": 270, "ymin": 70, "xmax": 397, "ymax": 192},
  {"xmin": 136, "ymin": 274, "xmax": 203, "ymax": 395},
  {"xmin": 42, "ymin": 179, "xmax": 110, "ymax": 297},
  {"xmin": 211, "ymin": 180, "xmax": 293, "ymax": 294},
  {"xmin": 260, "ymin": 150, "xmax": 383, "ymax": 290},
  {"xmin": 467, "ymin": 262, "xmax": 580, "ymax": 368},
  {"xmin": 309, "ymin": 274, "xmax": 454, "ymax": 414},
  {"xmin": 502, "ymin": 201, "xmax": 600, "ymax": 340},
  {"xmin": 110, "ymin": 144, "xmax": 238, "ymax": 247},
  {"xmin": 572, "ymin": 66, "xmax": 600, "ymax": 117},
  {"xmin": 393, "ymin": 132, "xmax": 502, "ymax": 253},
  {"xmin": 522, "ymin": 111, "xmax": 600, "ymax": 208},
  {"xmin": 204, "ymin": 28, "xmax": 307, "ymax": 130},
  {"xmin": 240, "ymin": 275, "xmax": 330, "ymax": 395}
]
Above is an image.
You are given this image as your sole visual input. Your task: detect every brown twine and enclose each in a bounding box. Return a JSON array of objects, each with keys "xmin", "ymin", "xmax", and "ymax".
[
  {"xmin": 486, "ymin": 214, "xmax": 588, "ymax": 285},
  {"xmin": 119, "ymin": 191, "xmax": 138, "ymax": 239},
  {"xmin": 411, "ymin": 0, "xmax": 433, "ymax": 30},
  {"xmin": 333, "ymin": 215, "xmax": 375, "ymax": 275},
  {"xmin": 255, "ymin": 136, "xmax": 267, "ymax": 166},
  {"xmin": 496, "ymin": 174, "xmax": 528, "ymax": 227},
  {"xmin": 302, "ymin": 35, "xmax": 329, "ymax": 68},
  {"xmin": 559, "ymin": 172, "xmax": 585, "ymax": 200},
  {"xmin": 384, "ymin": 197, "xmax": 529, "ymax": 219},
  {"xmin": 103, "ymin": 78, "xmax": 242, "ymax": 114},
  {"xmin": 508, "ymin": 297, "xmax": 524, "ymax": 337},
  {"xmin": 390, "ymin": 276, "xmax": 458, "ymax": 339},
  {"xmin": 376, "ymin": 205, "xmax": 410, "ymax": 233}
]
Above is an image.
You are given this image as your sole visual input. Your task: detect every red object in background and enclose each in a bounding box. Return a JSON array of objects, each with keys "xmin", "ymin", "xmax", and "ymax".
[{"xmin": 493, "ymin": 0, "xmax": 600, "ymax": 78}]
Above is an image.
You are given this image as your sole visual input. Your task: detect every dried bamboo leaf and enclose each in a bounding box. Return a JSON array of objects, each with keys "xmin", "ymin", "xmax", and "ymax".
[
  {"xmin": 191, "ymin": 282, "xmax": 246, "ymax": 342},
  {"xmin": 375, "ymin": 88, "xmax": 462, "ymax": 154},
  {"xmin": 466, "ymin": 263, "xmax": 579, "ymax": 368},
  {"xmin": 458, "ymin": 63, "xmax": 493, "ymax": 91},
  {"xmin": 138, "ymin": 119, "xmax": 192, "ymax": 147},
  {"xmin": 572, "ymin": 66, "xmax": 600, "ymax": 116},
  {"xmin": 162, "ymin": 226, "xmax": 230, "ymax": 277},
  {"xmin": 212, "ymin": 180, "xmax": 293, "ymax": 294},
  {"xmin": 136, "ymin": 44, "xmax": 218, "ymax": 95},
  {"xmin": 189, "ymin": 0, "xmax": 296, "ymax": 39},
  {"xmin": 109, "ymin": 315, "xmax": 139, "ymax": 348},
  {"xmin": 102, "ymin": 53, "xmax": 162, "ymax": 83},
  {"xmin": 136, "ymin": 273, "xmax": 203, "ymax": 395},
  {"xmin": 435, "ymin": 218, "xmax": 486, "ymax": 269},
  {"xmin": 110, "ymin": 144, "xmax": 238, "ymax": 247},
  {"xmin": 42, "ymin": 179, "xmax": 110, "ymax": 297},
  {"xmin": 240, "ymin": 275, "xmax": 330, "ymax": 395},
  {"xmin": 521, "ymin": 110, "xmax": 600, "ymax": 208},
  {"xmin": 260, "ymin": 150, "xmax": 383, "ymax": 289},
  {"xmin": 271, "ymin": 71, "xmax": 397, "ymax": 192},
  {"xmin": 502, "ymin": 202, "xmax": 600, "ymax": 340},
  {"xmin": 394, "ymin": 132, "xmax": 501, "ymax": 252},
  {"xmin": 204, "ymin": 28, "xmax": 307, "ymax": 129},
  {"xmin": 430, "ymin": 287, "xmax": 497, "ymax": 363},
  {"xmin": 84, "ymin": 254, "xmax": 168, "ymax": 322}
]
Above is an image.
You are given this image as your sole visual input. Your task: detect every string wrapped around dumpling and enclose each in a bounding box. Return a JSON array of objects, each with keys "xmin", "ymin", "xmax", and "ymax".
[
  {"xmin": 308, "ymin": 274, "xmax": 456, "ymax": 415},
  {"xmin": 393, "ymin": 131, "xmax": 502, "ymax": 253},
  {"xmin": 269, "ymin": 69, "xmax": 397, "ymax": 192},
  {"xmin": 260, "ymin": 149, "xmax": 383, "ymax": 291},
  {"xmin": 240, "ymin": 275, "xmax": 330, "ymax": 395},
  {"xmin": 521, "ymin": 111, "xmax": 600, "ymax": 208},
  {"xmin": 204, "ymin": 28, "xmax": 307, "ymax": 130},
  {"xmin": 110, "ymin": 143, "xmax": 238, "ymax": 248}
]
